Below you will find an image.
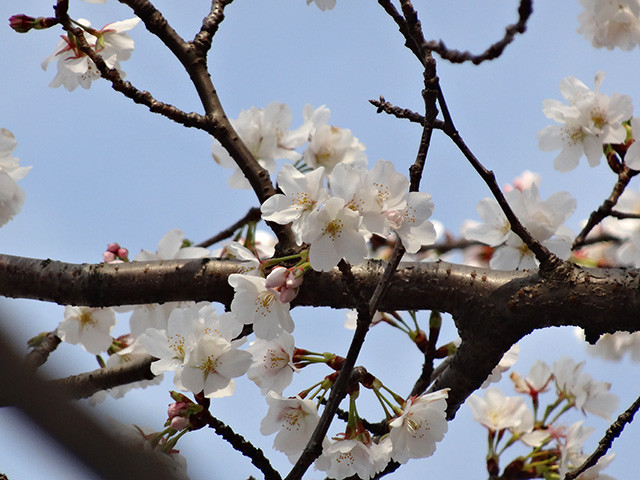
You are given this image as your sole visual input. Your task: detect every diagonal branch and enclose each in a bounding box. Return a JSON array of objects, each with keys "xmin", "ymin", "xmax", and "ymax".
[{"xmin": 564, "ymin": 393, "xmax": 640, "ymax": 480}]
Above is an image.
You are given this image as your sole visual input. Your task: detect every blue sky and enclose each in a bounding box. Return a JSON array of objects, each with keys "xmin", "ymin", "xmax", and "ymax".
[{"xmin": 2, "ymin": 1, "xmax": 640, "ymax": 479}]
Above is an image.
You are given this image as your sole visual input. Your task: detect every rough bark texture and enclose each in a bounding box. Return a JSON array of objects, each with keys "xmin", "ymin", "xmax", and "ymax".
[{"xmin": 2, "ymin": 253, "xmax": 639, "ymax": 416}]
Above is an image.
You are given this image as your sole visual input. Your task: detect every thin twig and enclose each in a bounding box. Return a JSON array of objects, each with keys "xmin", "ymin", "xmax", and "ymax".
[
  {"xmin": 564, "ymin": 393, "xmax": 640, "ymax": 480},
  {"xmin": 573, "ymin": 166, "xmax": 638, "ymax": 249},
  {"xmin": 202, "ymin": 410, "xmax": 282, "ymax": 480},
  {"xmin": 422, "ymin": 0, "xmax": 533, "ymax": 65},
  {"xmin": 195, "ymin": 207, "xmax": 262, "ymax": 248}
]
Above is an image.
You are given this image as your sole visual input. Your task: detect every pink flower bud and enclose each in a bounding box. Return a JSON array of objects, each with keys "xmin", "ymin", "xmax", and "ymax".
[
  {"xmin": 167, "ymin": 401, "xmax": 189, "ymax": 419},
  {"xmin": 117, "ymin": 247, "xmax": 129, "ymax": 259},
  {"xmin": 103, "ymin": 251, "xmax": 117, "ymax": 263},
  {"xmin": 265, "ymin": 266, "xmax": 288, "ymax": 289},
  {"xmin": 106, "ymin": 242, "xmax": 121, "ymax": 253},
  {"xmin": 285, "ymin": 269, "xmax": 304, "ymax": 289},
  {"xmin": 279, "ymin": 285, "xmax": 298, "ymax": 303},
  {"xmin": 9, "ymin": 15, "xmax": 57, "ymax": 33},
  {"xmin": 170, "ymin": 416, "xmax": 190, "ymax": 431}
]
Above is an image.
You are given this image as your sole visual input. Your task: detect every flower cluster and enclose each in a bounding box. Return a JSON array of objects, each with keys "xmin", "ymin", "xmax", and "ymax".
[
  {"xmin": 212, "ymin": 103, "xmax": 365, "ymax": 189},
  {"xmin": 468, "ymin": 357, "xmax": 619, "ymax": 479},
  {"xmin": 262, "ymin": 159, "xmax": 436, "ymax": 271},
  {"xmin": 537, "ymin": 71, "xmax": 632, "ymax": 172},
  {"xmin": 463, "ymin": 177, "xmax": 576, "ymax": 270},
  {"xmin": 140, "ymin": 302, "xmax": 250, "ymax": 398},
  {"xmin": 578, "ymin": 0, "xmax": 640, "ymax": 50},
  {"xmin": 0, "ymin": 129, "xmax": 30, "ymax": 228},
  {"xmin": 41, "ymin": 17, "xmax": 139, "ymax": 91}
]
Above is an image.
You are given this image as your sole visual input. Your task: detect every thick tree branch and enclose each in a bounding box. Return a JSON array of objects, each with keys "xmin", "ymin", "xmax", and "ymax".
[{"xmin": 3, "ymin": 253, "xmax": 640, "ymax": 416}]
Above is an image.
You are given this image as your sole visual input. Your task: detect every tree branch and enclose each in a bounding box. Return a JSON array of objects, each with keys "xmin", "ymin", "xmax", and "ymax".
[
  {"xmin": 422, "ymin": 0, "xmax": 533, "ymax": 65},
  {"xmin": 564, "ymin": 393, "xmax": 640, "ymax": 480}
]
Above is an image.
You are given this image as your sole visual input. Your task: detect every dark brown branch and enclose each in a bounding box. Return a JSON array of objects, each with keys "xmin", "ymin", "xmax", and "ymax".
[
  {"xmin": 436, "ymin": 98, "xmax": 559, "ymax": 269},
  {"xmin": 195, "ymin": 207, "xmax": 262, "ymax": 248},
  {"xmin": 202, "ymin": 410, "xmax": 281, "ymax": 480},
  {"xmin": 422, "ymin": 0, "xmax": 533, "ymax": 65},
  {"xmin": 564, "ymin": 393, "xmax": 640, "ymax": 480},
  {"xmin": 24, "ymin": 331, "xmax": 61, "ymax": 369},
  {"xmin": 192, "ymin": 0, "xmax": 235, "ymax": 56},
  {"xmin": 573, "ymin": 166, "xmax": 638, "ymax": 249},
  {"xmin": 53, "ymin": 354, "xmax": 156, "ymax": 399},
  {"xmin": 369, "ymin": 96, "xmax": 445, "ymax": 129},
  {"xmin": 3, "ymin": 253, "xmax": 640, "ymax": 416},
  {"xmin": 55, "ymin": 0, "xmax": 295, "ymax": 250}
]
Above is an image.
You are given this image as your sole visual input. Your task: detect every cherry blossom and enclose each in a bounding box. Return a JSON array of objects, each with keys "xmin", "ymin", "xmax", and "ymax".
[
  {"xmin": 466, "ymin": 387, "xmax": 532, "ymax": 433},
  {"xmin": 510, "ymin": 359, "xmax": 553, "ymax": 399},
  {"xmin": 558, "ymin": 420, "xmax": 617, "ymax": 479},
  {"xmin": 314, "ymin": 438, "xmax": 391, "ymax": 480},
  {"xmin": 385, "ymin": 389, "xmax": 449, "ymax": 464},
  {"xmin": 578, "ymin": 0, "xmax": 640, "ymax": 50},
  {"xmin": 260, "ymin": 164, "xmax": 328, "ymax": 243},
  {"xmin": 303, "ymin": 123, "xmax": 367, "ymax": 174},
  {"xmin": 211, "ymin": 102, "xmax": 306, "ymax": 189},
  {"xmin": 580, "ymin": 329, "xmax": 640, "ymax": 361},
  {"xmin": 246, "ymin": 332, "xmax": 298, "ymax": 394},
  {"xmin": 552, "ymin": 356, "xmax": 619, "ymax": 420},
  {"xmin": 57, "ymin": 306, "xmax": 116, "ymax": 355},
  {"xmin": 260, "ymin": 392, "xmax": 320, "ymax": 457},
  {"xmin": 302, "ymin": 196, "xmax": 367, "ymax": 271},
  {"xmin": 41, "ymin": 18, "xmax": 140, "ymax": 91},
  {"xmin": 180, "ymin": 335, "xmax": 251, "ymax": 398},
  {"xmin": 228, "ymin": 273, "xmax": 295, "ymax": 340},
  {"xmin": 537, "ymin": 71, "xmax": 632, "ymax": 172},
  {"xmin": 0, "ymin": 129, "xmax": 30, "ymax": 227},
  {"xmin": 134, "ymin": 228, "xmax": 210, "ymax": 262},
  {"xmin": 465, "ymin": 184, "xmax": 576, "ymax": 270}
]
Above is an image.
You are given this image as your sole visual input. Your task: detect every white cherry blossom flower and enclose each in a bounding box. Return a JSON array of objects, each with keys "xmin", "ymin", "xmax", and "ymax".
[
  {"xmin": 466, "ymin": 387, "xmax": 531, "ymax": 432},
  {"xmin": 302, "ymin": 196, "xmax": 367, "ymax": 271},
  {"xmin": 260, "ymin": 391, "xmax": 320, "ymax": 456},
  {"xmin": 180, "ymin": 335, "xmax": 251, "ymax": 398},
  {"xmin": 537, "ymin": 71, "xmax": 632, "ymax": 172},
  {"xmin": 580, "ymin": 329, "xmax": 640, "ymax": 361},
  {"xmin": 552, "ymin": 356, "xmax": 619, "ymax": 419},
  {"xmin": 578, "ymin": 0, "xmax": 640, "ymax": 50},
  {"xmin": 386, "ymin": 389, "xmax": 449, "ymax": 464},
  {"xmin": 315, "ymin": 438, "xmax": 391, "ymax": 480},
  {"xmin": 212, "ymin": 102, "xmax": 306, "ymax": 189},
  {"xmin": 246, "ymin": 332, "xmax": 298, "ymax": 394},
  {"xmin": 41, "ymin": 18, "xmax": 140, "ymax": 91},
  {"xmin": 389, "ymin": 192, "xmax": 437, "ymax": 254},
  {"xmin": 135, "ymin": 228, "xmax": 210, "ymax": 262},
  {"xmin": 0, "ymin": 129, "xmax": 30, "ymax": 227},
  {"xmin": 58, "ymin": 306, "xmax": 116, "ymax": 355},
  {"xmin": 261, "ymin": 164, "xmax": 328, "ymax": 243},
  {"xmin": 303, "ymin": 123, "xmax": 367, "ymax": 174},
  {"xmin": 465, "ymin": 184, "xmax": 576, "ymax": 270},
  {"xmin": 559, "ymin": 420, "xmax": 617, "ymax": 479},
  {"xmin": 228, "ymin": 273, "xmax": 295, "ymax": 340},
  {"xmin": 510, "ymin": 360, "xmax": 553, "ymax": 398}
]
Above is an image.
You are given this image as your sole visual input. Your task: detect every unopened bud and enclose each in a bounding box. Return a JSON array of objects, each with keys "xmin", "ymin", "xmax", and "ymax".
[{"xmin": 9, "ymin": 14, "xmax": 57, "ymax": 33}]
